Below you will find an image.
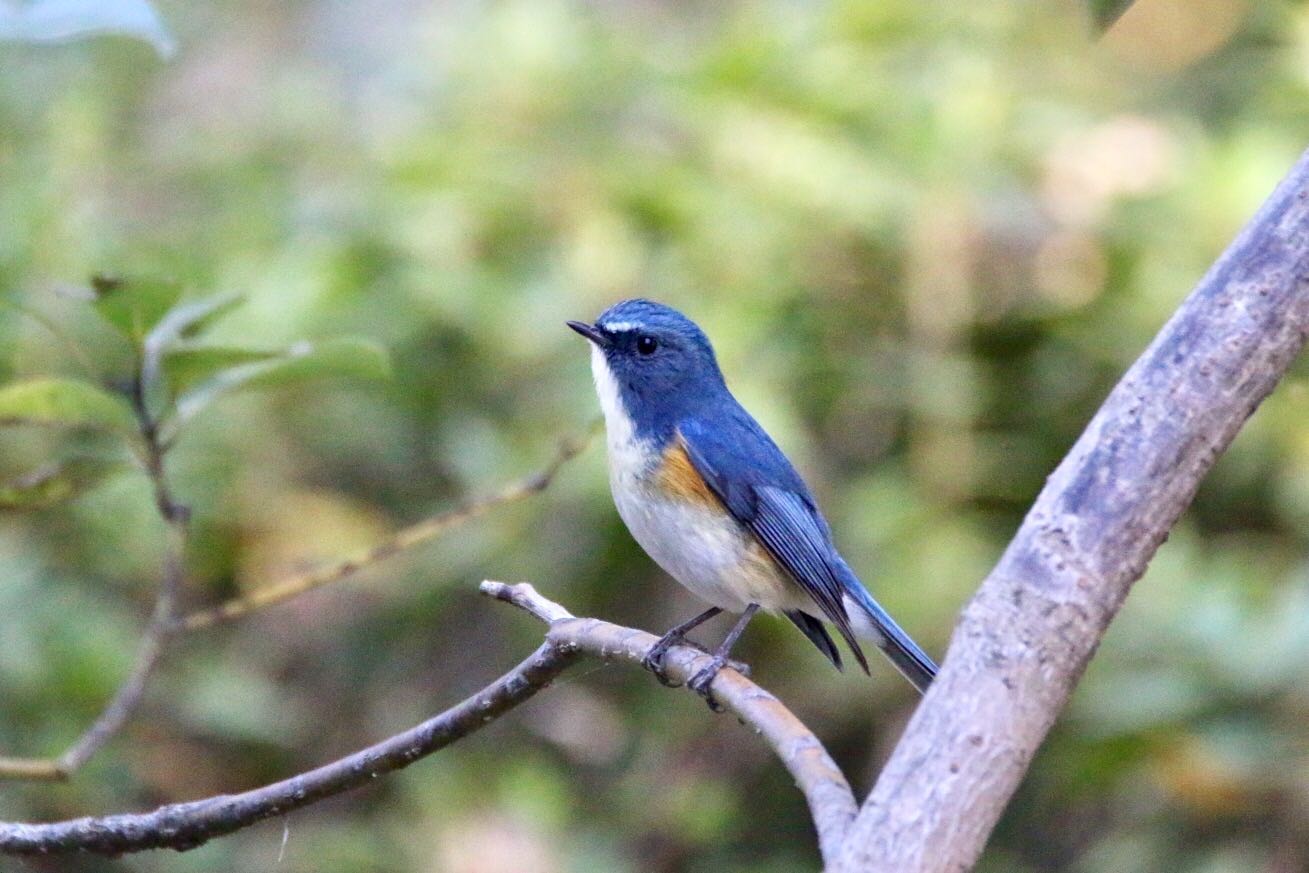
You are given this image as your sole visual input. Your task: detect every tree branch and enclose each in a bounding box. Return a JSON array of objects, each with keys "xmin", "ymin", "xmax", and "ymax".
[
  {"xmin": 0, "ymin": 582, "xmax": 855, "ymax": 863},
  {"xmin": 482, "ymin": 581, "xmax": 858, "ymax": 866},
  {"xmin": 835, "ymin": 150, "xmax": 1309, "ymax": 872},
  {"xmin": 176, "ymin": 423, "xmax": 597, "ymax": 631},
  {"xmin": 0, "ymin": 641, "xmax": 578, "ymax": 855},
  {"xmin": 0, "ymin": 425, "xmax": 595, "ymax": 781},
  {"xmin": 56, "ymin": 525, "xmax": 183, "ymax": 775},
  {"xmin": 0, "ymin": 363, "xmax": 189, "ymax": 781}
]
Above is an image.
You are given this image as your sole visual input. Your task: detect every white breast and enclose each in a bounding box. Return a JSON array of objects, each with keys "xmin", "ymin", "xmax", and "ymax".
[{"xmin": 590, "ymin": 347, "xmax": 804, "ymax": 615}]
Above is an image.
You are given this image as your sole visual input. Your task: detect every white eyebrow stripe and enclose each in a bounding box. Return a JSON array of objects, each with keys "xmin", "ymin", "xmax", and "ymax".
[{"xmin": 599, "ymin": 321, "xmax": 638, "ymax": 332}]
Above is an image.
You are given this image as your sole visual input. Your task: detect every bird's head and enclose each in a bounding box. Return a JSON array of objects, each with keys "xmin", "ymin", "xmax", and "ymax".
[{"xmin": 568, "ymin": 299, "xmax": 725, "ymax": 435}]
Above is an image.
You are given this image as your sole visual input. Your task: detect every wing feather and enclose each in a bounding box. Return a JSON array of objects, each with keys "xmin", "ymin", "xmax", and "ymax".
[{"xmin": 678, "ymin": 420, "xmax": 870, "ymax": 673}]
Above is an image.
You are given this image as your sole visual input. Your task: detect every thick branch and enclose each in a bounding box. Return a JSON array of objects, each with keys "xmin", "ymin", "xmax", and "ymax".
[
  {"xmin": 482, "ymin": 581, "xmax": 858, "ymax": 866},
  {"xmin": 0, "ymin": 642, "xmax": 577, "ymax": 855},
  {"xmin": 835, "ymin": 151, "xmax": 1309, "ymax": 872}
]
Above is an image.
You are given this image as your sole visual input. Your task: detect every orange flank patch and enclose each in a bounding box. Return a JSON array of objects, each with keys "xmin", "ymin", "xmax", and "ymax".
[{"xmin": 656, "ymin": 438, "xmax": 721, "ymax": 508}]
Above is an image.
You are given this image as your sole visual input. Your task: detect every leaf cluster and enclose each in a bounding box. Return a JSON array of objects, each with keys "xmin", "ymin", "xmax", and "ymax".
[{"xmin": 0, "ymin": 279, "xmax": 388, "ymax": 509}]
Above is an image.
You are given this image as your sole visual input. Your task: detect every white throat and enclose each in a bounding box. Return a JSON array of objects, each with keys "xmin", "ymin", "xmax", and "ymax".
[{"xmin": 590, "ymin": 345, "xmax": 647, "ymax": 473}]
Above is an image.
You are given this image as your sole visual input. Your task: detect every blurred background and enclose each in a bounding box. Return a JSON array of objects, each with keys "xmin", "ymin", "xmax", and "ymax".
[{"xmin": 2, "ymin": 0, "xmax": 1309, "ymax": 871}]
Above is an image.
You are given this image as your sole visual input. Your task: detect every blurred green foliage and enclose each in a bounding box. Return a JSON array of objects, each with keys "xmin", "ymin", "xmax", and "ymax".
[{"xmin": 1, "ymin": 1, "xmax": 1308, "ymax": 872}]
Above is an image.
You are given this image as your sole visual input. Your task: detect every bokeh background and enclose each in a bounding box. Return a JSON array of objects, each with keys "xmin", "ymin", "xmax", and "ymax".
[{"xmin": 3, "ymin": 0, "xmax": 1309, "ymax": 871}]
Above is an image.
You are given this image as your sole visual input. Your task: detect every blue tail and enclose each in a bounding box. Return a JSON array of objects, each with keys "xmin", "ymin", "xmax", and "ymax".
[{"xmin": 836, "ymin": 560, "xmax": 937, "ymax": 693}]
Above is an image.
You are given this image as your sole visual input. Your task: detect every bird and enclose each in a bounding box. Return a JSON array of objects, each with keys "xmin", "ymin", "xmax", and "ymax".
[{"xmin": 567, "ymin": 299, "xmax": 937, "ymax": 706}]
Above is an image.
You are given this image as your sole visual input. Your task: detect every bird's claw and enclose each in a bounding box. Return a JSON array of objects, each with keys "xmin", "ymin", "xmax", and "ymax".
[
  {"xmin": 688, "ymin": 657, "xmax": 727, "ymax": 712},
  {"xmin": 642, "ymin": 636, "xmax": 749, "ymax": 695},
  {"xmin": 641, "ymin": 646, "xmax": 682, "ymax": 687},
  {"xmin": 724, "ymin": 657, "xmax": 750, "ymax": 677}
]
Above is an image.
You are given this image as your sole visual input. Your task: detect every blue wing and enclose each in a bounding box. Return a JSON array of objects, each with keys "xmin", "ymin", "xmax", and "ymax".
[
  {"xmin": 677, "ymin": 412, "xmax": 870, "ymax": 673},
  {"xmin": 680, "ymin": 409, "xmax": 939, "ymax": 691}
]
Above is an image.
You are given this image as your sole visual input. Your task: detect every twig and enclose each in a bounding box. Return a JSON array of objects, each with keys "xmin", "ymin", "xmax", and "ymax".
[
  {"xmin": 177, "ymin": 424, "xmax": 598, "ymax": 631},
  {"xmin": 481, "ymin": 579, "xmax": 573, "ymax": 622},
  {"xmin": 0, "ymin": 758, "xmax": 62, "ymax": 781},
  {"xmin": 0, "ymin": 424, "xmax": 594, "ymax": 780},
  {"xmin": 481, "ymin": 581, "xmax": 858, "ymax": 867},
  {"xmin": 55, "ymin": 525, "xmax": 184, "ymax": 775},
  {"xmin": 0, "ymin": 641, "xmax": 578, "ymax": 855},
  {"xmin": 0, "ymin": 362, "xmax": 188, "ymax": 781},
  {"xmin": 833, "ymin": 149, "xmax": 1309, "ymax": 872}
]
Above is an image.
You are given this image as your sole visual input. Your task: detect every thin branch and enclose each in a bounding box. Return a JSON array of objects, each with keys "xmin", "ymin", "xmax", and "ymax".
[
  {"xmin": 0, "ymin": 582, "xmax": 854, "ymax": 861},
  {"xmin": 177, "ymin": 423, "xmax": 598, "ymax": 631},
  {"xmin": 55, "ymin": 524, "xmax": 183, "ymax": 775},
  {"xmin": 0, "ymin": 363, "xmax": 188, "ymax": 781},
  {"xmin": 482, "ymin": 581, "xmax": 858, "ymax": 867},
  {"xmin": 481, "ymin": 579, "xmax": 573, "ymax": 622},
  {"xmin": 834, "ymin": 149, "xmax": 1309, "ymax": 872},
  {"xmin": 0, "ymin": 757, "xmax": 62, "ymax": 781},
  {"xmin": 0, "ymin": 641, "xmax": 578, "ymax": 855},
  {"xmin": 0, "ymin": 424, "xmax": 595, "ymax": 780}
]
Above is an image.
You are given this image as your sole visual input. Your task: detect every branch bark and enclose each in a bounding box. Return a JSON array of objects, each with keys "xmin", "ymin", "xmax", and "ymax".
[
  {"xmin": 483, "ymin": 581, "xmax": 858, "ymax": 865},
  {"xmin": 0, "ymin": 642, "xmax": 577, "ymax": 856},
  {"xmin": 0, "ymin": 582, "xmax": 853, "ymax": 862},
  {"xmin": 835, "ymin": 150, "xmax": 1309, "ymax": 872}
]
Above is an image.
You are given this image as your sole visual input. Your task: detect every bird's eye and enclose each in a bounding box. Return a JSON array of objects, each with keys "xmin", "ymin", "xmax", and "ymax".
[{"xmin": 636, "ymin": 335, "xmax": 658, "ymax": 356}]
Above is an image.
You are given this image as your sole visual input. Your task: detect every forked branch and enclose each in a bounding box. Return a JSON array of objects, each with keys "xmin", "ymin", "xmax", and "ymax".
[
  {"xmin": 0, "ymin": 582, "xmax": 854, "ymax": 864},
  {"xmin": 482, "ymin": 581, "xmax": 859, "ymax": 864}
]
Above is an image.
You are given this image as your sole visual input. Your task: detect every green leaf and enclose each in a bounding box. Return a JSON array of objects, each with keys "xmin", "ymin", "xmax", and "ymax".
[
  {"xmin": 1089, "ymin": 0, "xmax": 1135, "ymax": 30},
  {"xmin": 0, "ymin": 0, "xmax": 176, "ymax": 58},
  {"xmin": 236, "ymin": 338, "xmax": 392, "ymax": 387},
  {"xmin": 146, "ymin": 293, "xmax": 243, "ymax": 349},
  {"xmin": 141, "ymin": 293, "xmax": 244, "ymax": 393},
  {"xmin": 173, "ymin": 338, "xmax": 390, "ymax": 426},
  {"xmin": 89, "ymin": 275, "xmax": 183, "ymax": 344},
  {"xmin": 0, "ymin": 377, "xmax": 136, "ymax": 433},
  {"xmin": 162, "ymin": 344, "xmax": 282, "ymax": 395},
  {"xmin": 0, "ymin": 458, "xmax": 127, "ymax": 510}
]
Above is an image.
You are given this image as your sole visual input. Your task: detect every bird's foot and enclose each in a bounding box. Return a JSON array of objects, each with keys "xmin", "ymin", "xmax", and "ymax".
[
  {"xmin": 679, "ymin": 639, "xmax": 749, "ymax": 669},
  {"xmin": 687, "ymin": 656, "xmax": 728, "ymax": 712},
  {"xmin": 642, "ymin": 637, "xmax": 749, "ymax": 689},
  {"xmin": 641, "ymin": 635, "xmax": 684, "ymax": 687}
]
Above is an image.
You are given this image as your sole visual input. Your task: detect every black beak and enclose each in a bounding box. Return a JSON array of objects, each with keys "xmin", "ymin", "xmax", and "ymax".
[{"xmin": 566, "ymin": 320, "xmax": 609, "ymax": 347}]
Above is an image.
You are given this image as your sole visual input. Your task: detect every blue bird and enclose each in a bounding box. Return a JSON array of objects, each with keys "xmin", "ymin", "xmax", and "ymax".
[{"xmin": 568, "ymin": 299, "xmax": 937, "ymax": 704}]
